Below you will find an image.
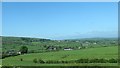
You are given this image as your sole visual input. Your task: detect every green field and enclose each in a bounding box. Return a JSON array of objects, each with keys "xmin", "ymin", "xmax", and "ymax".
[{"xmin": 2, "ymin": 46, "xmax": 118, "ymax": 66}]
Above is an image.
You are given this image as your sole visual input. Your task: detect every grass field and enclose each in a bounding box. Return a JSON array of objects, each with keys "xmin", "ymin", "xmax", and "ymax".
[{"xmin": 2, "ymin": 46, "xmax": 118, "ymax": 66}]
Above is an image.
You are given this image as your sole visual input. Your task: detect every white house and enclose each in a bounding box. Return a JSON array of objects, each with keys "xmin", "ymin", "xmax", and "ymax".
[
  {"xmin": 64, "ymin": 48, "xmax": 73, "ymax": 50},
  {"xmin": 17, "ymin": 51, "xmax": 21, "ymax": 55},
  {"xmin": 93, "ymin": 42, "xmax": 97, "ymax": 44},
  {"xmin": 78, "ymin": 47, "xmax": 82, "ymax": 49}
]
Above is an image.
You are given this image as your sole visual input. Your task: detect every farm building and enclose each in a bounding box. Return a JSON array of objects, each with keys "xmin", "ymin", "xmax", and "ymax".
[
  {"xmin": 64, "ymin": 48, "xmax": 73, "ymax": 50},
  {"xmin": 17, "ymin": 51, "xmax": 21, "ymax": 55},
  {"xmin": 6, "ymin": 50, "xmax": 16, "ymax": 56}
]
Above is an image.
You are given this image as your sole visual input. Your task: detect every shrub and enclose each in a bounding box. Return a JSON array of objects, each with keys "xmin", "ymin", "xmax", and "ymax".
[
  {"xmin": 33, "ymin": 58, "xmax": 38, "ymax": 63},
  {"xmin": 38, "ymin": 59, "xmax": 45, "ymax": 63},
  {"xmin": 46, "ymin": 60, "xmax": 54, "ymax": 64},
  {"xmin": 76, "ymin": 59, "xmax": 89, "ymax": 63},
  {"xmin": 98, "ymin": 58, "xmax": 107, "ymax": 63},
  {"xmin": 108, "ymin": 58, "xmax": 117, "ymax": 63},
  {"xmin": 77, "ymin": 58, "xmax": 108, "ymax": 63},
  {"xmin": 89, "ymin": 58, "xmax": 101, "ymax": 63},
  {"xmin": 20, "ymin": 58, "xmax": 23, "ymax": 61}
]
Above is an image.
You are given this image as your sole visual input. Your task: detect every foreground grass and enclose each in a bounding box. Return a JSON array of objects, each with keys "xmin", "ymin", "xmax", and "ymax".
[{"xmin": 2, "ymin": 46, "xmax": 118, "ymax": 66}]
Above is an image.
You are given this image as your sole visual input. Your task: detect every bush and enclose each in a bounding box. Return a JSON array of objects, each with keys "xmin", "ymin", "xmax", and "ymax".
[
  {"xmin": 76, "ymin": 58, "xmax": 108, "ymax": 63},
  {"xmin": 38, "ymin": 59, "xmax": 45, "ymax": 63},
  {"xmin": 98, "ymin": 58, "xmax": 107, "ymax": 63},
  {"xmin": 20, "ymin": 58, "xmax": 23, "ymax": 61},
  {"xmin": 108, "ymin": 58, "xmax": 117, "ymax": 63},
  {"xmin": 32, "ymin": 58, "xmax": 118, "ymax": 64},
  {"xmin": 46, "ymin": 60, "xmax": 52, "ymax": 64},
  {"xmin": 76, "ymin": 59, "xmax": 89, "ymax": 63},
  {"xmin": 33, "ymin": 58, "xmax": 38, "ymax": 63},
  {"xmin": 89, "ymin": 58, "xmax": 99, "ymax": 63}
]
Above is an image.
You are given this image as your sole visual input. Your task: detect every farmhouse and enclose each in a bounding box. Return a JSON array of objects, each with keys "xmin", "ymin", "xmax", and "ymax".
[
  {"xmin": 6, "ymin": 50, "xmax": 16, "ymax": 56},
  {"xmin": 17, "ymin": 51, "xmax": 21, "ymax": 55},
  {"xmin": 64, "ymin": 48, "xmax": 73, "ymax": 50},
  {"xmin": 78, "ymin": 47, "xmax": 82, "ymax": 49},
  {"xmin": 93, "ymin": 42, "xmax": 97, "ymax": 44},
  {"xmin": 75, "ymin": 41, "xmax": 79, "ymax": 42},
  {"xmin": 57, "ymin": 40, "xmax": 61, "ymax": 42}
]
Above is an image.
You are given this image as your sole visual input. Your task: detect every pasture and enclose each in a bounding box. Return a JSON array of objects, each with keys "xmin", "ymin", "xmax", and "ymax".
[{"xmin": 2, "ymin": 46, "xmax": 118, "ymax": 66}]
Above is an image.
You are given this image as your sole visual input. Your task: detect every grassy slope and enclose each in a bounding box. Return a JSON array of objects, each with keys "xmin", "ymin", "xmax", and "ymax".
[{"xmin": 2, "ymin": 46, "xmax": 118, "ymax": 66}]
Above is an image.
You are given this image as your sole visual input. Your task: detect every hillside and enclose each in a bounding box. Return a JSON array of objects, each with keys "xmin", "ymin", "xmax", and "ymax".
[
  {"xmin": 1, "ymin": 36, "xmax": 118, "ymax": 66},
  {"xmin": 2, "ymin": 46, "xmax": 118, "ymax": 66},
  {"xmin": 2, "ymin": 36, "xmax": 118, "ymax": 53}
]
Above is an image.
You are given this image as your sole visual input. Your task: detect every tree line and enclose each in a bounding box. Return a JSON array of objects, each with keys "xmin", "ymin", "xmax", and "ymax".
[
  {"xmin": 2, "ymin": 46, "xmax": 28, "ymax": 59},
  {"xmin": 31, "ymin": 58, "xmax": 119, "ymax": 64}
]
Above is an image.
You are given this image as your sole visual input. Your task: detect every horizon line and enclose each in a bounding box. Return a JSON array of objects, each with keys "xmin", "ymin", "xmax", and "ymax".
[{"xmin": 1, "ymin": 35, "xmax": 118, "ymax": 40}]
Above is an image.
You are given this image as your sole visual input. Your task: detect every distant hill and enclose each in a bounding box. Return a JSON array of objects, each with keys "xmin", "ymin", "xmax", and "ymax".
[
  {"xmin": 64, "ymin": 37, "xmax": 117, "ymax": 41},
  {"xmin": 2, "ymin": 36, "xmax": 118, "ymax": 54}
]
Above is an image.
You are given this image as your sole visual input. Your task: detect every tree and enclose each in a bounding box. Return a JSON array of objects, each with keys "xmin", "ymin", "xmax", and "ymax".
[
  {"xmin": 19, "ymin": 46, "xmax": 28, "ymax": 54},
  {"xmin": 33, "ymin": 58, "xmax": 38, "ymax": 63}
]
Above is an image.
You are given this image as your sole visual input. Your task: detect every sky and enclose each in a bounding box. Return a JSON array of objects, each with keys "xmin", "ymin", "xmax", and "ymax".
[
  {"xmin": 2, "ymin": 2, "xmax": 118, "ymax": 40},
  {"xmin": 2, "ymin": 0, "xmax": 120, "ymax": 2}
]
